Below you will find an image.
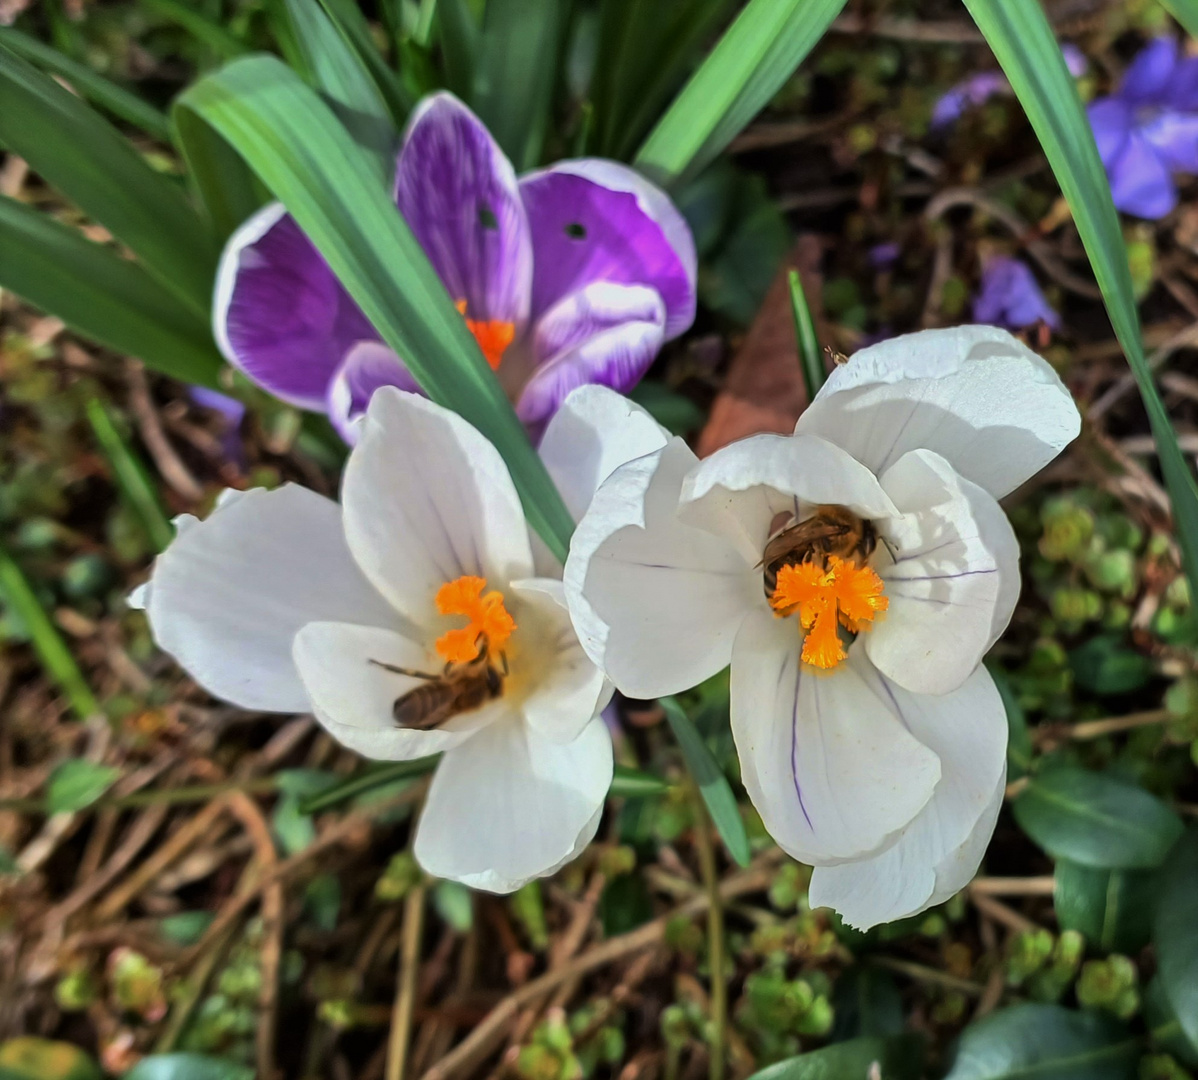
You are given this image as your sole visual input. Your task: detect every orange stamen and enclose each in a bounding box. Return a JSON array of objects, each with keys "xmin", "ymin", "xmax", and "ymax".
[
  {"xmin": 434, "ymin": 575, "xmax": 516, "ymax": 663},
  {"xmin": 456, "ymin": 299, "xmax": 515, "ymax": 371},
  {"xmin": 770, "ymin": 556, "xmax": 888, "ymax": 670}
]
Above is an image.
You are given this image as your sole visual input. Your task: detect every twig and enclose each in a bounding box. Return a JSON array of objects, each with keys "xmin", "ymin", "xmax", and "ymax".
[
  {"xmin": 387, "ymin": 884, "xmax": 427, "ymax": 1080},
  {"xmin": 125, "ymin": 360, "xmax": 204, "ymax": 502},
  {"xmin": 870, "ymin": 956, "xmax": 985, "ymax": 997},
  {"xmin": 970, "ymin": 876, "xmax": 1055, "ymax": 897},
  {"xmin": 419, "ymin": 852, "xmax": 784, "ymax": 1080},
  {"xmin": 689, "ymin": 782, "xmax": 726, "ymax": 1080},
  {"xmin": 923, "ymin": 187, "xmax": 1102, "ymax": 300},
  {"xmin": 227, "ymin": 793, "xmax": 282, "ymax": 1080},
  {"xmin": 1034, "ymin": 709, "xmax": 1172, "ymax": 745},
  {"xmin": 969, "ymin": 891, "xmax": 1038, "ymax": 933}
]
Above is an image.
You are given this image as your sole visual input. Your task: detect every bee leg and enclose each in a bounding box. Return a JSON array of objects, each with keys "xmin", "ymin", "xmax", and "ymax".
[
  {"xmin": 368, "ymin": 659, "xmax": 436, "ymax": 680},
  {"xmin": 499, "ymin": 651, "xmax": 509, "ymax": 676}
]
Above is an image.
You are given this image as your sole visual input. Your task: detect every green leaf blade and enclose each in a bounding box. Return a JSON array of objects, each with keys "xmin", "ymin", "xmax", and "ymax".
[
  {"xmin": 662, "ymin": 696, "xmax": 750, "ymax": 866},
  {"xmin": 1012, "ymin": 767, "xmax": 1183, "ymax": 870},
  {"xmin": 963, "ymin": 0, "xmax": 1198, "ymax": 603},
  {"xmin": 1154, "ymin": 827, "xmax": 1198, "ymax": 1053},
  {"xmin": 634, "ymin": 0, "xmax": 847, "ymax": 188},
  {"xmin": 0, "ymin": 195, "xmax": 223, "ymax": 386},
  {"xmin": 944, "ymin": 1003, "xmax": 1138, "ymax": 1080},
  {"xmin": 46, "ymin": 760, "xmax": 120, "ymax": 814},
  {"xmin": 177, "ymin": 55, "xmax": 575, "ymax": 560},
  {"xmin": 748, "ymin": 1033, "xmax": 923, "ymax": 1080},
  {"xmin": 0, "ymin": 43, "xmax": 217, "ymax": 313}
]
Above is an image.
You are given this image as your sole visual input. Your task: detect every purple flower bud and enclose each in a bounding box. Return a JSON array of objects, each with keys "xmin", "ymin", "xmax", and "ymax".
[{"xmin": 973, "ymin": 257, "xmax": 1060, "ymax": 331}]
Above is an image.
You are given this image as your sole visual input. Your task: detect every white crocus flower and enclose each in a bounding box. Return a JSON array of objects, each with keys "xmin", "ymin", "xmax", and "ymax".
[
  {"xmin": 133, "ymin": 385, "xmax": 666, "ymax": 893},
  {"xmin": 565, "ymin": 327, "xmax": 1081, "ymax": 928}
]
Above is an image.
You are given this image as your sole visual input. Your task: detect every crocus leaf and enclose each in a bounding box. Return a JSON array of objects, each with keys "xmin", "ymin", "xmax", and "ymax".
[
  {"xmin": 172, "ymin": 107, "xmax": 267, "ymax": 243},
  {"xmin": 177, "ymin": 55, "xmax": 576, "ymax": 562},
  {"xmin": 1012, "ymin": 766, "xmax": 1183, "ymax": 870},
  {"xmin": 0, "ymin": 195, "xmax": 223, "ymax": 387},
  {"xmin": 0, "ymin": 27, "xmax": 171, "ymax": 141},
  {"xmin": 610, "ymin": 764, "xmax": 671, "ymax": 797},
  {"xmin": 788, "ymin": 268, "xmax": 824, "ymax": 401},
  {"xmin": 139, "ymin": 0, "xmax": 250, "ymax": 59},
  {"xmin": 46, "ymin": 760, "xmax": 120, "ymax": 814},
  {"xmin": 297, "ymin": 757, "xmax": 440, "ymax": 814},
  {"xmin": 0, "ymin": 43, "xmax": 217, "ymax": 315},
  {"xmin": 963, "ymin": 0, "xmax": 1198, "ymax": 604},
  {"xmin": 315, "ymin": 0, "xmax": 412, "ymax": 123},
  {"xmin": 1160, "ymin": 0, "xmax": 1198, "ymax": 38},
  {"xmin": 473, "ymin": 0, "xmax": 567, "ymax": 171},
  {"xmin": 661, "ymin": 696, "xmax": 750, "ymax": 866},
  {"xmin": 591, "ymin": 0, "xmax": 737, "ymax": 160},
  {"xmin": 748, "ymin": 1033, "xmax": 923, "ymax": 1080},
  {"xmin": 276, "ymin": 0, "xmax": 396, "ymax": 163},
  {"xmin": 1052, "ymin": 858, "xmax": 1157, "ymax": 953},
  {"xmin": 943, "ymin": 1004, "xmax": 1138, "ymax": 1079},
  {"xmin": 0, "ymin": 542, "xmax": 100, "ymax": 721},
  {"xmin": 634, "ymin": 0, "xmax": 847, "ymax": 188},
  {"xmin": 1154, "ymin": 827, "xmax": 1198, "ymax": 1053},
  {"xmin": 86, "ymin": 399, "xmax": 175, "ymax": 554},
  {"xmin": 435, "ymin": 0, "xmax": 480, "ymax": 100}
]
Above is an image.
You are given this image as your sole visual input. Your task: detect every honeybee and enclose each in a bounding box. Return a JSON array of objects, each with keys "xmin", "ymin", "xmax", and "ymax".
[
  {"xmin": 369, "ymin": 637, "xmax": 506, "ymax": 730},
  {"xmin": 761, "ymin": 504, "xmax": 877, "ymax": 598}
]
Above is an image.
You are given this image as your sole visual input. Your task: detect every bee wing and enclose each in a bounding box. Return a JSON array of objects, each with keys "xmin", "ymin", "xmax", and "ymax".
[{"xmin": 761, "ymin": 517, "xmax": 852, "ymax": 566}]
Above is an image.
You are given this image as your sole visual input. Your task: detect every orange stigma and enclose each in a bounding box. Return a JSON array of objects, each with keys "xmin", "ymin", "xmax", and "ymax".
[
  {"xmin": 434, "ymin": 575, "xmax": 516, "ymax": 663},
  {"xmin": 769, "ymin": 556, "xmax": 888, "ymax": 670},
  {"xmin": 456, "ymin": 299, "xmax": 515, "ymax": 371}
]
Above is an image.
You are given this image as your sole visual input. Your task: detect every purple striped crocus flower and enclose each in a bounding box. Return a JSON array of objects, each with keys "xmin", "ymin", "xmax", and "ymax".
[
  {"xmin": 1088, "ymin": 37, "xmax": 1198, "ymax": 220},
  {"xmin": 214, "ymin": 94, "xmax": 696, "ymax": 443}
]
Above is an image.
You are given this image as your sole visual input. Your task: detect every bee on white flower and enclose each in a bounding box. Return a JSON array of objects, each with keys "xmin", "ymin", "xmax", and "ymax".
[
  {"xmin": 564, "ymin": 326, "xmax": 1081, "ymax": 928},
  {"xmin": 133, "ymin": 385, "xmax": 666, "ymax": 893}
]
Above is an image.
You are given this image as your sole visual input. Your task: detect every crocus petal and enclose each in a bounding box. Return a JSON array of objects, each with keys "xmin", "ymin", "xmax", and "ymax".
[
  {"xmin": 1120, "ymin": 37, "xmax": 1179, "ymax": 104},
  {"xmin": 414, "ymin": 712, "xmax": 612, "ymax": 892},
  {"xmin": 509, "ymin": 579, "xmax": 609, "ymax": 745},
  {"xmin": 520, "ymin": 159, "xmax": 697, "ymax": 339},
  {"xmin": 517, "ymin": 283, "xmax": 666, "ymax": 429},
  {"xmin": 807, "ymin": 664, "xmax": 1008, "ymax": 928},
  {"xmin": 795, "ymin": 326, "xmax": 1081, "ymax": 499},
  {"xmin": 141, "ymin": 485, "xmax": 397, "ymax": 713},
  {"xmin": 342, "ymin": 388, "xmax": 534, "ymax": 625},
  {"xmin": 1088, "ymin": 97, "xmax": 1134, "ymax": 167},
  {"xmin": 538, "ymin": 385, "xmax": 669, "ymax": 521},
  {"xmin": 564, "ymin": 438, "xmax": 759, "ymax": 700},
  {"xmin": 730, "ymin": 611, "xmax": 941, "ymax": 865},
  {"xmin": 214, "ymin": 203, "xmax": 376, "ymax": 410},
  {"xmin": 293, "ymin": 621, "xmax": 500, "ymax": 759},
  {"xmin": 1108, "ymin": 131, "xmax": 1178, "ymax": 219},
  {"xmin": 973, "ymin": 257, "xmax": 1060, "ymax": 331},
  {"xmin": 394, "ymin": 92, "xmax": 531, "ymax": 327},
  {"xmin": 1140, "ymin": 109, "xmax": 1198, "ymax": 174},
  {"xmin": 869, "ymin": 450, "xmax": 1019, "ymax": 696},
  {"xmin": 679, "ymin": 433, "xmax": 899, "ymax": 565},
  {"xmin": 326, "ymin": 341, "xmax": 422, "ymax": 444}
]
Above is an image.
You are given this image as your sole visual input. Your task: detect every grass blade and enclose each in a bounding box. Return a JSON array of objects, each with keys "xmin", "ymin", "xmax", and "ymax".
[
  {"xmin": 634, "ymin": 0, "xmax": 847, "ymax": 188},
  {"xmin": 661, "ymin": 696, "xmax": 750, "ymax": 866},
  {"xmin": 172, "ymin": 106, "xmax": 267, "ymax": 243},
  {"xmin": 0, "ymin": 27, "xmax": 171, "ymax": 141},
  {"xmin": 140, "ymin": 0, "xmax": 250, "ymax": 59},
  {"xmin": 473, "ymin": 0, "xmax": 568, "ymax": 170},
  {"xmin": 0, "ymin": 43, "xmax": 218, "ymax": 315},
  {"xmin": 177, "ymin": 55, "xmax": 575, "ymax": 561},
  {"xmin": 298, "ymin": 757, "xmax": 439, "ymax": 814},
  {"xmin": 436, "ymin": 0, "xmax": 480, "ymax": 100},
  {"xmin": 85, "ymin": 399, "xmax": 175, "ymax": 553},
  {"xmin": 610, "ymin": 764, "xmax": 671, "ymax": 797},
  {"xmin": 787, "ymin": 268, "xmax": 824, "ymax": 401},
  {"xmin": 591, "ymin": 0, "xmax": 736, "ymax": 160},
  {"xmin": 0, "ymin": 195, "xmax": 223, "ymax": 387},
  {"xmin": 277, "ymin": 0, "xmax": 397, "ymax": 162},
  {"xmin": 1160, "ymin": 0, "xmax": 1198, "ymax": 39},
  {"xmin": 963, "ymin": 0, "xmax": 1198, "ymax": 593},
  {"xmin": 0, "ymin": 541, "xmax": 100, "ymax": 720},
  {"xmin": 317, "ymin": 0, "xmax": 414, "ymax": 123}
]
